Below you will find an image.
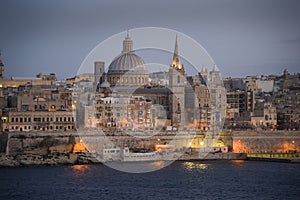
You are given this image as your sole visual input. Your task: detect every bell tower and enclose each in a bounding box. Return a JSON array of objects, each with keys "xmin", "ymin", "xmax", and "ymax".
[{"xmin": 169, "ymin": 35, "xmax": 186, "ymax": 127}]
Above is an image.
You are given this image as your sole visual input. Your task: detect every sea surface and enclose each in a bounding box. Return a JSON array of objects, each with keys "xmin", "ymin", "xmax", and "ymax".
[{"xmin": 0, "ymin": 160, "xmax": 299, "ymax": 200}]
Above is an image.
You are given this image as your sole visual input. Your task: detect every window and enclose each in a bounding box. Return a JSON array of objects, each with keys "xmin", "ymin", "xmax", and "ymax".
[
  {"xmin": 34, "ymin": 118, "xmax": 41, "ymax": 122},
  {"xmin": 28, "ymin": 118, "xmax": 31, "ymax": 122},
  {"xmin": 24, "ymin": 118, "xmax": 27, "ymax": 122},
  {"xmin": 11, "ymin": 117, "xmax": 14, "ymax": 122},
  {"xmin": 177, "ymin": 75, "xmax": 180, "ymax": 84},
  {"xmin": 16, "ymin": 118, "xmax": 18, "ymax": 122},
  {"xmin": 22, "ymin": 105, "xmax": 29, "ymax": 111},
  {"xmin": 265, "ymin": 115, "xmax": 269, "ymax": 121}
]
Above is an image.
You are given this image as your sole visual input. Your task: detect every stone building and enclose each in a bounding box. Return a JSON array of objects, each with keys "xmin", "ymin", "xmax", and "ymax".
[
  {"xmin": 0, "ymin": 83, "xmax": 75, "ymax": 132},
  {"xmin": 251, "ymin": 100, "xmax": 277, "ymax": 129},
  {"xmin": 2, "ymin": 110, "xmax": 75, "ymax": 132},
  {"xmin": 226, "ymin": 90, "xmax": 245, "ymax": 120},
  {"xmin": 195, "ymin": 85, "xmax": 211, "ymax": 131},
  {"xmin": 78, "ymin": 33, "xmax": 216, "ymax": 132},
  {"xmin": 16, "ymin": 85, "xmax": 73, "ymax": 112}
]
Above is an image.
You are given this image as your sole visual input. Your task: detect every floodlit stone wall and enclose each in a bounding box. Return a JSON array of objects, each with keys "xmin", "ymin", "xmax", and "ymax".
[{"xmin": 233, "ymin": 131, "xmax": 300, "ymax": 153}]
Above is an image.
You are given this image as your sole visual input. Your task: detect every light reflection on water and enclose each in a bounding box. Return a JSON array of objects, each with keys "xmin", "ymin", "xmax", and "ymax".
[
  {"xmin": 149, "ymin": 160, "xmax": 168, "ymax": 168},
  {"xmin": 182, "ymin": 162, "xmax": 208, "ymax": 171},
  {"xmin": 70, "ymin": 165, "xmax": 91, "ymax": 176},
  {"xmin": 231, "ymin": 160, "xmax": 245, "ymax": 164},
  {"xmin": 231, "ymin": 160, "xmax": 245, "ymax": 168}
]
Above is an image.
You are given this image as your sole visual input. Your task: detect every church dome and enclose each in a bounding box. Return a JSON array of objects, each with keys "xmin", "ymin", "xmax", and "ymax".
[
  {"xmin": 100, "ymin": 80, "xmax": 110, "ymax": 88},
  {"xmin": 108, "ymin": 52, "xmax": 146, "ymax": 73},
  {"xmin": 106, "ymin": 31, "xmax": 149, "ymax": 87}
]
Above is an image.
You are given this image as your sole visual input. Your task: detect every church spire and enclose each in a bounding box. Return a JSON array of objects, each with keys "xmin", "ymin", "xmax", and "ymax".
[
  {"xmin": 122, "ymin": 30, "xmax": 134, "ymax": 54},
  {"xmin": 170, "ymin": 34, "xmax": 184, "ymax": 73},
  {"xmin": 174, "ymin": 34, "xmax": 179, "ymax": 58}
]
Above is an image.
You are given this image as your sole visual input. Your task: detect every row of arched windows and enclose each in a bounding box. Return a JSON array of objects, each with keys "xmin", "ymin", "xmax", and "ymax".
[{"xmin": 107, "ymin": 76, "xmax": 146, "ymax": 84}]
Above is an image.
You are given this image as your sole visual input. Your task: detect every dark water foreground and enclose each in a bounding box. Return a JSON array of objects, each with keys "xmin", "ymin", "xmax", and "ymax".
[{"xmin": 0, "ymin": 160, "xmax": 299, "ymax": 200}]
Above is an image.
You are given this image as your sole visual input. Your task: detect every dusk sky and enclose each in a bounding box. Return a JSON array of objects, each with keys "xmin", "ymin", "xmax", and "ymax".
[{"xmin": 0, "ymin": 0, "xmax": 299, "ymax": 79}]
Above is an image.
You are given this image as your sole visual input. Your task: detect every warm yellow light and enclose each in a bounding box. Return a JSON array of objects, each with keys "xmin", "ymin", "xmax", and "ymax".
[
  {"xmin": 231, "ymin": 160, "xmax": 245, "ymax": 164},
  {"xmin": 71, "ymin": 164, "xmax": 90, "ymax": 171},
  {"xmin": 73, "ymin": 141, "xmax": 88, "ymax": 153},
  {"xmin": 183, "ymin": 162, "xmax": 208, "ymax": 170},
  {"xmin": 200, "ymin": 141, "xmax": 204, "ymax": 146}
]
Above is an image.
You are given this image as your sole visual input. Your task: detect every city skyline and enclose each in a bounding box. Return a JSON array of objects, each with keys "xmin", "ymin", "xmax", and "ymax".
[
  {"xmin": 0, "ymin": 1, "xmax": 299, "ymax": 199},
  {"xmin": 0, "ymin": 0, "xmax": 299, "ymax": 80}
]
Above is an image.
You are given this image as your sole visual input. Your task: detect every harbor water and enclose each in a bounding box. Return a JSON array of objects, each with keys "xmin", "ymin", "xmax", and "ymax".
[{"xmin": 0, "ymin": 160, "xmax": 299, "ymax": 200}]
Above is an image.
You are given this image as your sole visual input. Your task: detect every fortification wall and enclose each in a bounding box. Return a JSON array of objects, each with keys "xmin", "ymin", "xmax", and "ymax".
[
  {"xmin": 6, "ymin": 130, "xmax": 298, "ymax": 156},
  {"xmin": 232, "ymin": 131, "xmax": 300, "ymax": 153},
  {"xmin": 5, "ymin": 131, "xmax": 232, "ymax": 155}
]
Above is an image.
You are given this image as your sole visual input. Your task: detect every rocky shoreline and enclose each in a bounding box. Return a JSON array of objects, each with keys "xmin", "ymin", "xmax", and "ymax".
[
  {"xmin": 0, "ymin": 152, "xmax": 102, "ymax": 167},
  {"xmin": 0, "ymin": 151, "xmax": 246, "ymax": 167},
  {"xmin": 2, "ymin": 152, "xmax": 299, "ymax": 167}
]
